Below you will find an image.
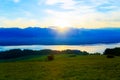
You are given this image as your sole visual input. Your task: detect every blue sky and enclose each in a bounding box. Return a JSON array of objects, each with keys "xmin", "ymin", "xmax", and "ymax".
[{"xmin": 0, "ymin": 0, "xmax": 120, "ymax": 28}]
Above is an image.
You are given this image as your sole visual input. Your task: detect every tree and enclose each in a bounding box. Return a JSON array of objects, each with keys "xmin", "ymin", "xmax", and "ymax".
[{"xmin": 103, "ymin": 47, "xmax": 120, "ymax": 56}]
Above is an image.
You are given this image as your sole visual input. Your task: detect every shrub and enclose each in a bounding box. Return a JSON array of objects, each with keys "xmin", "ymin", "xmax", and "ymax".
[
  {"xmin": 47, "ymin": 54, "xmax": 54, "ymax": 61},
  {"xmin": 106, "ymin": 55, "xmax": 115, "ymax": 58},
  {"xmin": 104, "ymin": 47, "xmax": 120, "ymax": 56}
]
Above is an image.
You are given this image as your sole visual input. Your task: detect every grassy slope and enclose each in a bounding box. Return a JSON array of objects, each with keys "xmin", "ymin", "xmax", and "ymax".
[{"xmin": 0, "ymin": 55, "xmax": 120, "ymax": 80}]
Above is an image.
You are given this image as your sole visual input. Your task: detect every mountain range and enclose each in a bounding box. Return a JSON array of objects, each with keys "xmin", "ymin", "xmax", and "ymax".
[{"xmin": 0, "ymin": 27, "xmax": 120, "ymax": 45}]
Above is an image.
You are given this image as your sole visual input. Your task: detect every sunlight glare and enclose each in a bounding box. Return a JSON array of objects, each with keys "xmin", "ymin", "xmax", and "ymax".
[{"xmin": 53, "ymin": 19, "xmax": 72, "ymax": 34}]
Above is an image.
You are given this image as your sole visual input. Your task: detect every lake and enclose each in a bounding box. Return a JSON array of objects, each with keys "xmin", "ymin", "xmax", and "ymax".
[{"xmin": 0, "ymin": 43, "xmax": 120, "ymax": 53}]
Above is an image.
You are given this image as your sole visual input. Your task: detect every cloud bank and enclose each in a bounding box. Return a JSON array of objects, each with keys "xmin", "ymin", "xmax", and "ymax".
[{"xmin": 0, "ymin": 0, "xmax": 120, "ymax": 28}]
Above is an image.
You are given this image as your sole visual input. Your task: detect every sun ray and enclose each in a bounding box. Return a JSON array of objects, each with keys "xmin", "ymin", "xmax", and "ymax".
[{"xmin": 52, "ymin": 19, "xmax": 72, "ymax": 34}]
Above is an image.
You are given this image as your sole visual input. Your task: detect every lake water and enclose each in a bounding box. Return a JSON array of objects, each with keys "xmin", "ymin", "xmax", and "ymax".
[{"xmin": 0, "ymin": 43, "xmax": 120, "ymax": 53}]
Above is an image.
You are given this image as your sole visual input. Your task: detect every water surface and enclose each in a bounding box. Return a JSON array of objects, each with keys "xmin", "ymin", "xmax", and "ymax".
[{"xmin": 0, "ymin": 43, "xmax": 120, "ymax": 53}]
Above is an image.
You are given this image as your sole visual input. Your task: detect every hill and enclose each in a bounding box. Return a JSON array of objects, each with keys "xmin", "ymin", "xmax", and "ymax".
[
  {"xmin": 0, "ymin": 27, "xmax": 120, "ymax": 45},
  {"xmin": 0, "ymin": 55, "xmax": 120, "ymax": 80}
]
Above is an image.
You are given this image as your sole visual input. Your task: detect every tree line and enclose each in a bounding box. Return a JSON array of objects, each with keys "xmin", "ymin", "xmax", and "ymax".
[
  {"xmin": 0, "ymin": 49, "xmax": 89, "ymax": 59},
  {"xmin": 0, "ymin": 47, "xmax": 119, "ymax": 60},
  {"xmin": 103, "ymin": 47, "xmax": 120, "ymax": 56}
]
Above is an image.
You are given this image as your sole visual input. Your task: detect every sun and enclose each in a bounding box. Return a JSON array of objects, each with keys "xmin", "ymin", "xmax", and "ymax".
[
  {"xmin": 54, "ymin": 20, "xmax": 71, "ymax": 28},
  {"xmin": 52, "ymin": 19, "xmax": 72, "ymax": 34}
]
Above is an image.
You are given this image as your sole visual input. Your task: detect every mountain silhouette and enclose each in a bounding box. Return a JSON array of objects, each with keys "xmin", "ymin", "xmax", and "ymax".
[{"xmin": 0, "ymin": 27, "xmax": 120, "ymax": 45}]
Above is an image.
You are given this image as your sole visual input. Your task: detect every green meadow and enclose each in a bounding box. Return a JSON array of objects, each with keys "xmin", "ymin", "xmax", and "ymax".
[{"xmin": 0, "ymin": 55, "xmax": 120, "ymax": 80}]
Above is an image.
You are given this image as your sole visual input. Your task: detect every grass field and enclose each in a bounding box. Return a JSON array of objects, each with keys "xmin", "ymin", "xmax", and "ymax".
[{"xmin": 0, "ymin": 54, "xmax": 120, "ymax": 80}]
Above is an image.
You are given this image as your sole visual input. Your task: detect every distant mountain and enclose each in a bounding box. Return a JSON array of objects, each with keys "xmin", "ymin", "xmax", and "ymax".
[{"xmin": 0, "ymin": 27, "xmax": 120, "ymax": 45}]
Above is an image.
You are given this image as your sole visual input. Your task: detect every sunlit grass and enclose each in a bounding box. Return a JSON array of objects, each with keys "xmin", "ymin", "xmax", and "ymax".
[{"xmin": 0, "ymin": 55, "xmax": 120, "ymax": 80}]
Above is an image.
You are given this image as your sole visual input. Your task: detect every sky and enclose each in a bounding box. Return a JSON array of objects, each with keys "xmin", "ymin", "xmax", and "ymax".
[{"xmin": 0, "ymin": 0, "xmax": 120, "ymax": 29}]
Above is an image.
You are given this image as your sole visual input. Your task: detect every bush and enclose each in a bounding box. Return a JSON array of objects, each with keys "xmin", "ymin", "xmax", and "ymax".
[
  {"xmin": 106, "ymin": 55, "xmax": 115, "ymax": 58},
  {"xmin": 93, "ymin": 52, "xmax": 101, "ymax": 55},
  {"xmin": 47, "ymin": 54, "xmax": 54, "ymax": 61},
  {"xmin": 104, "ymin": 47, "xmax": 120, "ymax": 56}
]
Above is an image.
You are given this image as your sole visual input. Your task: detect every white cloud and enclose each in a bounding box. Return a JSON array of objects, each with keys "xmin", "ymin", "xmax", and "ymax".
[
  {"xmin": 45, "ymin": 0, "xmax": 77, "ymax": 9},
  {"xmin": 0, "ymin": 18, "xmax": 46, "ymax": 28},
  {"xmin": 97, "ymin": 10, "xmax": 120, "ymax": 22},
  {"xmin": 45, "ymin": 0, "xmax": 120, "ymax": 10},
  {"xmin": 0, "ymin": 0, "xmax": 120, "ymax": 28},
  {"xmin": 43, "ymin": 0, "xmax": 120, "ymax": 28},
  {"xmin": 38, "ymin": 0, "xmax": 45, "ymax": 5},
  {"xmin": 59, "ymin": 0, "xmax": 77, "ymax": 9},
  {"xmin": 45, "ymin": 7, "xmax": 120, "ymax": 28},
  {"xmin": 45, "ymin": 0, "xmax": 59, "ymax": 5},
  {"xmin": 13, "ymin": 0, "xmax": 20, "ymax": 3}
]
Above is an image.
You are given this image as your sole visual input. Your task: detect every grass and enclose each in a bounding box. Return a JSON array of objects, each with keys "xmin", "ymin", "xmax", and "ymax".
[{"xmin": 0, "ymin": 54, "xmax": 120, "ymax": 80}]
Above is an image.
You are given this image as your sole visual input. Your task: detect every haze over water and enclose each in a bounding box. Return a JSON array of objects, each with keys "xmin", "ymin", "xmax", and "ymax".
[{"xmin": 0, "ymin": 43, "xmax": 120, "ymax": 53}]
